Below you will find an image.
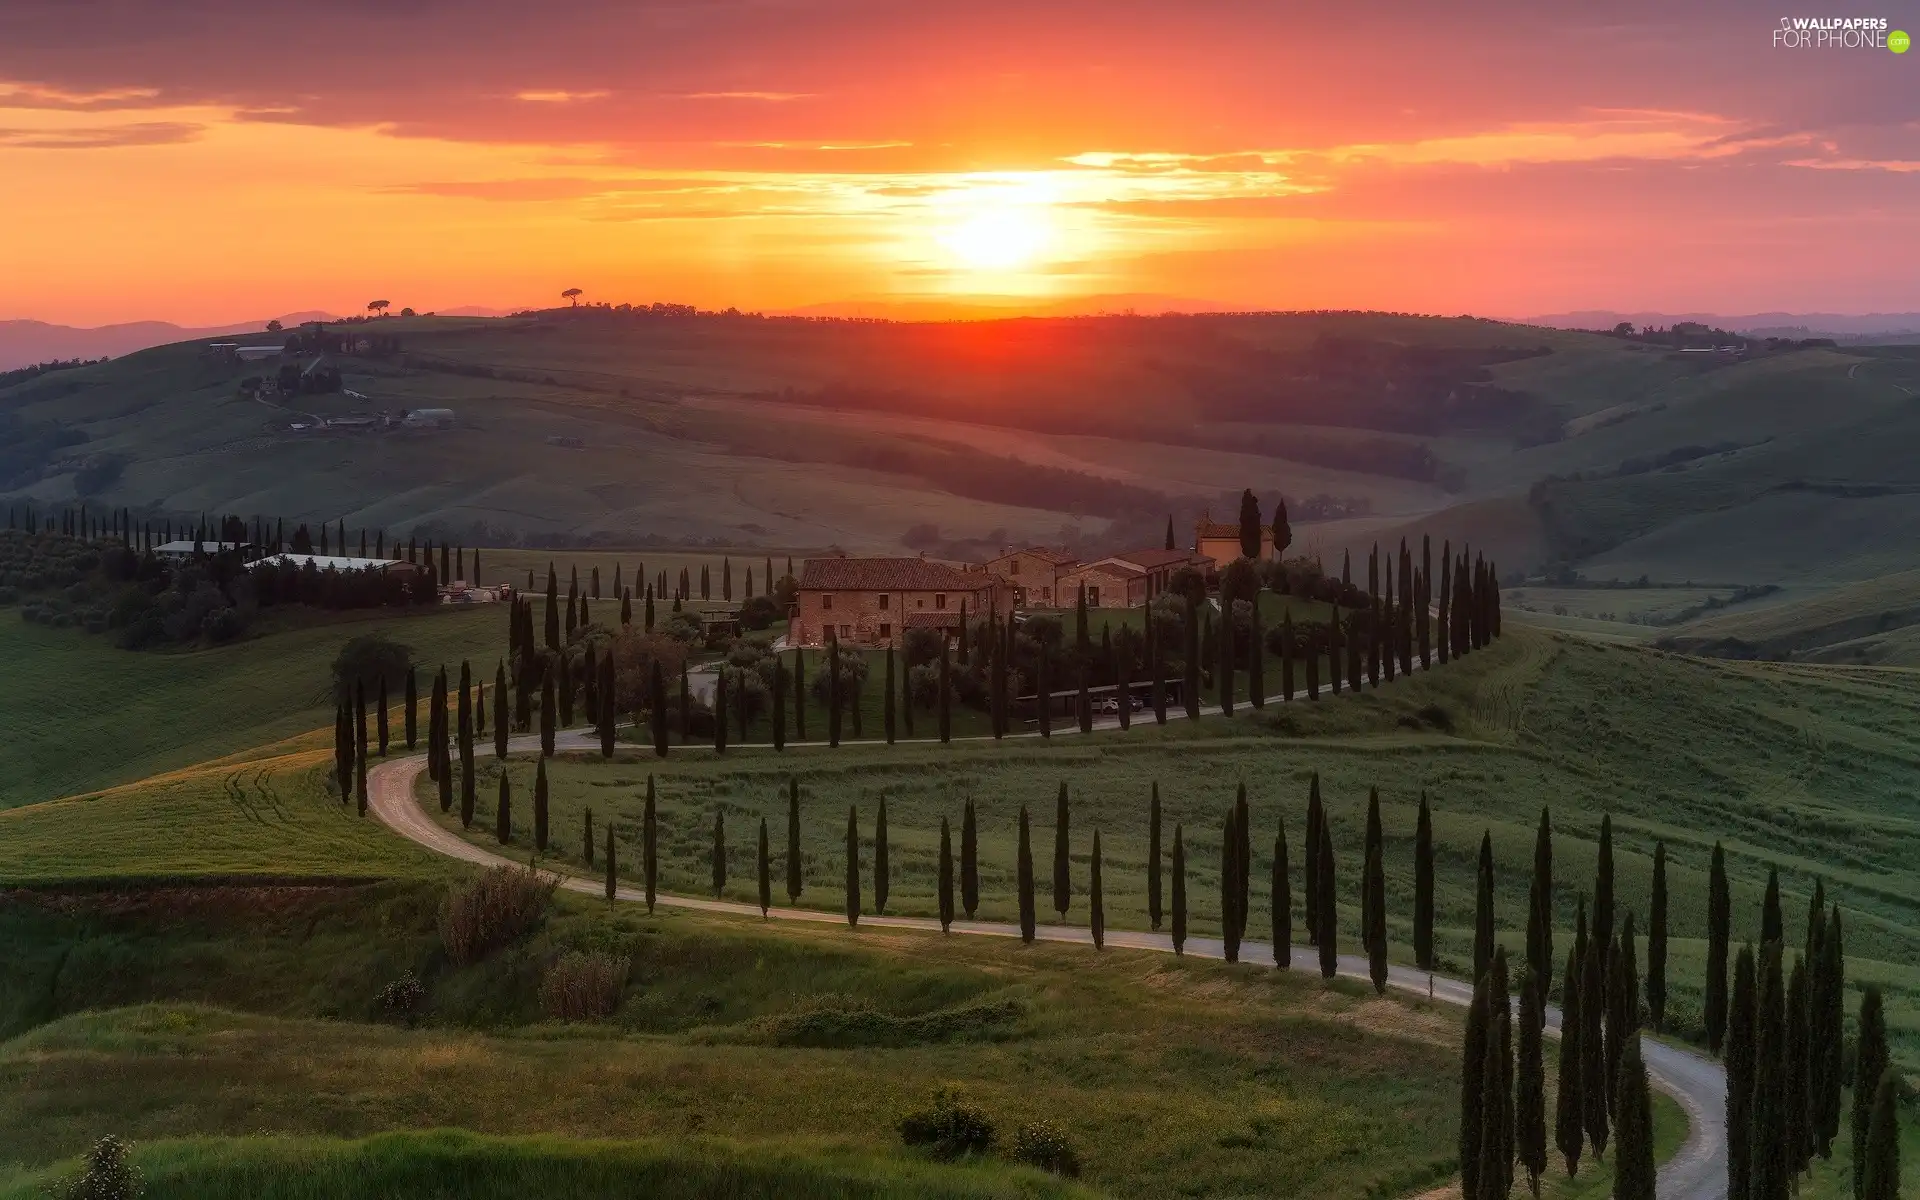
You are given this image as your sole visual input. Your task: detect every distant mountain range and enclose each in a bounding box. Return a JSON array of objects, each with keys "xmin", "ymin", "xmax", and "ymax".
[
  {"xmin": 0, "ymin": 313, "xmax": 339, "ymax": 372},
  {"xmin": 1523, "ymin": 310, "xmax": 1920, "ymax": 339}
]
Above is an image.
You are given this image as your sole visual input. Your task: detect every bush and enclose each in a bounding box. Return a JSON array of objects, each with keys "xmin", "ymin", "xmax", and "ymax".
[
  {"xmin": 538, "ymin": 950, "xmax": 630, "ymax": 1021},
  {"xmin": 331, "ymin": 633, "xmax": 416, "ymax": 706},
  {"xmin": 737, "ymin": 593, "xmax": 782, "ymax": 631},
  {"xmin": 437, "ymin": 866, "xmax": 557, "ymax": 965},
  {"xmin": 54, "ymin": 1133, "xmax": 142, "ymax": 1199},
  {"xmin": 1010, "ymin": 1120, "xmax": 1082, "ymax": 1177},
  {"xmin": 898, "ymin": 1084, "xmax": 996, "ymax": 1160},
  {"xmin": 377, "ymin": 972, "xmax": 427, "ymax": 1025}
]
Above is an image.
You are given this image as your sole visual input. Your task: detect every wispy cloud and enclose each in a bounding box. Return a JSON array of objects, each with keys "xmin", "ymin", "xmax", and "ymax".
[
  {"xmin": 0, "ymin": 122, "xmax": 202, "ymax": 149},
  {"xmin": 515, "ymin": 89, "xmax": 611, "ymax": 103},
  {"xmin": 679, "ymin": 91, "xmax": 812, "ymax": 102},
  {"xmin": 0, "ymin": 81, "xmax": 164, "ymax": 111}
]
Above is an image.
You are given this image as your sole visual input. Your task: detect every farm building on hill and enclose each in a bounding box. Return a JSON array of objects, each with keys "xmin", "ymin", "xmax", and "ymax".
[
  {"xmin": 981, "ymin": 546, "xmax": 1079, "ymax": 607},
  {"xmin": 252, "ymin": 552, "xmax": 421, "ymax": 574},
  {"xmin": 1092, "ymin": 547, "xmax": 1212, "ymax": 602},
  {"xmin": 1054, "ymin": 559, "xmax": 1147, "ymax": 609},
  {"xmin": 153, "ymin": 540, "xmax": 256, "ymax": 562},
  {"xmin": 1195, "ymin": 510, "xmax": 1271, "ymax": 568},
  {"xmin": 793, "ymin": 555, "xmax": 1011, "ymax": 649}
]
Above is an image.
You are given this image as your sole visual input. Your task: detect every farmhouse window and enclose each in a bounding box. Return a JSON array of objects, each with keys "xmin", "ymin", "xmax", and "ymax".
[
  {"xmin": 821, "ymin": 594, "xmax": 833, "ymax": 610},
  {"xmin": 879, "ymin": 623, "xmax": 891, "ymax": 639},
  {"xmin": 1089, "ymin": 586, "xmax": 1100, "ymax": 606},
  {"xmin": 840, "ymin": 624, "xmax": 852, "ymax": 639},
  {"xmin": 878, "ymin": 593, "xmax": 890, "ymax": 609},
  {"xmin": 1010, "ymin": 560, "xmax": 1020, "ymax": 574},
  {"xmin": 935, "ymin": 593, "xmax": 947, "ymax": 610}
]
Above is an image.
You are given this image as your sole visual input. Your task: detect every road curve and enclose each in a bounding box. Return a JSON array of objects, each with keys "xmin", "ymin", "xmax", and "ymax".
[{"xmin": 369, "ymin": 742, "xmax": 1725, "ymax": 1200}]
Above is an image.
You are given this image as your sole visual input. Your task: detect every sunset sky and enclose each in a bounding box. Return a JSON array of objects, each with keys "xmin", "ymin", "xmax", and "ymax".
[{"xmin": 2, "ymin": 0, "xmax": 1916, "ymax": 326}]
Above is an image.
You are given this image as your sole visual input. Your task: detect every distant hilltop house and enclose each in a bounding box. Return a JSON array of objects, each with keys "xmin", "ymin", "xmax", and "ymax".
[
  {"xmin": 153, "ymin": 539, "xmax": 256, "ymax": 562},
  {"xmin": 253, "ymin": 552, "xmax": 421, "ymax": 575},
  {"xmin": 398, "ymin": 407, "xmax": 455, "ymax": 429},
  {"xmin": 793, "ymin": 555, "xmax": 1011, "ymax": 649},
  {"xmin": 204, "ymin": 342, "xmax": 284, "ymax": 364},
  {"xmin": 982, "ymin": 544, "xmax": 1209, "ymax": 609}
]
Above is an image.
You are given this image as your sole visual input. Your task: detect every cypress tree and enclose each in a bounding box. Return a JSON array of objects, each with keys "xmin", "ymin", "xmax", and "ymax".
[
  {"xmin": 1305, "ymin": 625, "xmax": 1320, "ymax": 699},
  {"xmin": 1527, "ymin": 807, "xmax": 1554, "ymax": 991},
  {"xmin": 1817, "ymin": 906, "xmax": 1846, "ymax": 1157},
  {"xmin": 494, "ymin": 662, "xmax": 510, "ymax": 759},
  {"xmin": 1518, "ymin": 964, "xmax": 1548, "ymax": 1194},
  {"xmin": 1274, "ymin": 820, "xmax": 1292, "ymax": 968},
  {"xmin": 534, "ymin": 758, "xmax": 549, "ymax": 851},
  {"xmin": 598, "ymin": 655, "xmax": 616, "ymax": 757},
  {"xmin": 1150, "ymin": 616, "xmax": 1168, "ymax": 723},
  {"xmin": 713, "ymin": 669, "xmax": 728, "ymax": 754},
  {"xmin": 1329, "ymin": 606, "xmax": 1345, "ymax": 695},
  {"xmin": 377, "ymin": 676, "xmax": 390, "ymax": 756},
  {"xmin": 938, "ymin": 635, "xmax": 951, "ymax": 743},
  {"xmin": 405, "ymin": 669, "xmax": 418, "ymax": 749},
  {"xmin": 1017, "ymin": 804, "xmax": 1036, "ymax": 943},
  {"xmin": 1217, "ymin": 590, "xmax": 1234, "ymax": 717},
  {"xmin": 1861, "ymin": 1074, "xmax": 1900, "ymax": 1200},
  {"xmin": 757, "ymin": 816, "xmax": 771, "ymax": 917},
  {"xmin": 1036, "ymin": 642, "xmax": 1052, "ymax": 739},
  {"xmin": 784, "ymin": 777, "xmax": 803, "ymax": 903},
  {"xmin": 1365, "ymin": 838, "xmax": 1387, "ymax": 994},
  {"xmin": 335, "ymin": 701, "xmax": 351, "ymax": 801},
  {"xmin": 1148, "ymin": 781, "xmax": 1164, "ymax": 931},
  {"xmin": 711, "ymin": 808, "xmax": 726, "ymax": 898},
  {"xmin": 1646, "ymin": 842, "xmax": 1668, "ymax": 1032},
  {"xmin": 1077, "ymin": 588, "xmax": 1093, "ymax": 733},
  {"xmin": 1594, "ymin": 814, "xmax": 1615, "ymax": 1000},
  {"xmin": 956, "ymin": 793, "xmax": 980, "ymax": 918},
  {"xmin": 1249, "ymin": 592, "xmax": 1265, "ymax": 708},
  {"xmin": 1613, "ymin": 1037, "xmax": 1656, "ymax": 1200},
  {"xmin": 355, "ymin": 683, "xmax": 368, "ymax": 817},
  {"xmin": 644, "ymin": 583, "xmax": 655, "ymax": 630},
  {"xmin": 1581, "ymin": 910, "xmax": 1609, "ymax": 1158},
  {"xmin": 1222, "ymin": 803, "xmax": 1242, "ymax": 964},
  {"xmin": 1115, "ymin": 621, "xmax": 1133, "ymax": 729},
  {"xmin": 458, "ymin": 703, "xmax": 475, "ymax": 828},
  {"xmin": 679, "ymin": 662, "xmax": 690, "ymax": 741},
  {"xmin": 544, "ymin": 570, "xmax": 559, "ymax": 649},
  {"xmin": 1557, "ymin": 898, "xmax": 1587, "ymax": 1178},
  {"xmin": 884, "ymin": 646, "xmax": 897, "ymax": 744},
  {"xmin": 1854, "ymin": 987, "xmax": 1888, "ymax": 1200},
  {"xmin": 650, "ymin": 661, "xmax": 669, "ymax": 757},
  {"xmin": 1165, "ymin": 513, "xmax": 1176, "ymax": 550},
  {"xmin": 1476, "ymin": 831, "xmax": 1497, "ymax": 982},
  {"xmin": 1171, "ymin": 823, "xmax": 1187, "ymax": 956},
  {"xmin": 622, "ymin": 589, "xmax": 632, "ymax": 626},
  {"xmin": 1728, "ymin": 944, "xmax": 1758, "ymax": 1200},
  {"xmin": 1762, "ymin": 867, "xmax": 1782, "ymax": 946},
  {"xmin": 938, "ymin": 816, "xmax": 955, "ymax": 932},
  {"xmin": 874, "ymin": 797, "xmax": 890, "ymax": 915},
  {"xmin": 1090, "ymin": 829, "xmax": 1106, "ymax": 950},
  {"xmin": 1707, "ymin": 841, "xmax": 1732, "ymax": 1053},
  {"xmin": 1317, "ymin": 816, "xmax": 1337, "ymax": 979},
  {"xmin": 495, "ymin": 770, "xmax": 511, "ymax": 844},
  {"xmin": 540, "ymin": 668, "xmax": 555, "ymax": 757},
  {"xmin": 844, "ymin": 805, "xmax": 859, "ymax": 926},
  {"xmin": 1281, "ymin": 609, "xmax": 1296, "ymax": 702},
  {"xmin": 1483, "ymin": 948, "xmax": 1515, "ymax": 1200},
  {"xmin": 792, "ymin": 649, "xmax": 806, "ymax": 740},
  {"xmin": 1461, "ymin": 968, "xmax": 1490, "ymax": 1200},
  {"xmin": 605, "ymin": 821, "xmax": 617, "ymax": 902},
  {"xmin": 1305, "ymin": 772, "xmax": 1324, "ymax": 944},
  {"xmin": 1785, "ymin": 954, "xmax": 1811, "ymax": 1180},
  {"xmin": 1415, "ymin": 790, "xmax": 1436, "ymax": 969},
  {"xmin": 1753, "ymin": 941, "xmax": 1787, "ymax": 1200},
  {"xmin": 1183, "ymin": 594, "xmax": 1201, "ymax": 720},
  {"xmin": 644, "ymin": 775, "xmax": 657, "ymax": 913},
  {"xmin": 435, "ymin": 672, "xmax": 452, "ymax": 812},
  {"xmin": 1053, "ymin": 781, "xmax": 1071, "ymax": 919},
  {"xmin": 1606, "ymin": 912, "xmax": 1638, "ymax": 1123}
]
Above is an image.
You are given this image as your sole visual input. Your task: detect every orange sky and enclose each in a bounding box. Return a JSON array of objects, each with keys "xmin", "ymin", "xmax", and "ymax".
[{"xmin": 1, "ymin": 1, "xmax": 1916, "ymax": 326}]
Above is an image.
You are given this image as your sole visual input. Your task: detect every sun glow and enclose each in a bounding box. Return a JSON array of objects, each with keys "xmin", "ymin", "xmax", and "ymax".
[{"xmin": 937, "ymin": 202, "xmax": 1055, "ymax": 272}]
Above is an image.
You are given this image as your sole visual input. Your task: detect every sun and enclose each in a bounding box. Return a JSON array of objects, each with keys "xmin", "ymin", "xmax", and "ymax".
[{"xmin": 938, "ymin": 203, "xmax": 1053, "ymax": 272}]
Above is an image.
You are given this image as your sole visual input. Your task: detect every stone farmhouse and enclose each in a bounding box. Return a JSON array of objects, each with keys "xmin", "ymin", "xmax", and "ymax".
[
  {"xmin": 792, "ymin": 555, "xmax": 1012, "ymax": 649},
  {"xmin": 982, "ymin": 544, "xmax": 1210, "ymax": 610},
  {"xmin": 1194, "ymin": 510, "xmax": 1272, "ymax": 569}
]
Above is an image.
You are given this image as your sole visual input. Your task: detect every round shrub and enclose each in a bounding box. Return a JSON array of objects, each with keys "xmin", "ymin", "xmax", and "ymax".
[
  {"xmin": 377, "ymin": 972, "xmax": 427, "ymax": 1026},
  {"xmin": 54, "ymin": 1133, "xmax": 141, "ymax": 1200},
  {"xmin": 1010, "ymin": 1119, "xmax": 1082, "ymax": 1177},
  {"xmin": 898, "ymin": 1084, "xmax": 996, "ymax": 1160}
]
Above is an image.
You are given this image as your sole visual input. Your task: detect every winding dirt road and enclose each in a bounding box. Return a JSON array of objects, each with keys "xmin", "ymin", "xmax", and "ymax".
[{"xmin": 368, "ymin": 738, "xmax": 1726, "ymax": 1200}]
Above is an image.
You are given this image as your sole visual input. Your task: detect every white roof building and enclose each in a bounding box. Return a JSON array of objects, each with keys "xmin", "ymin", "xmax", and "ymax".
[
  {"xmin": 253, "ymin": 553, "xmax": 419, "ymax": 573},
  {"xmin": 153, "ymin": 540, "xmax": 254, "ymax": 559}
]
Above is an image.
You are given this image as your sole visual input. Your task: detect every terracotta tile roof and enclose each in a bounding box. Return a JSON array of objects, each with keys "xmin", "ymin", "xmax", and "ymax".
[
  {"xmin": 903, "ymin": 611, "xmax": 965, "ymax": 628},
  {"xmin": 996, "ymin": 546, "xmax": 1077, "ymax": 565},
  {"xmin": 1066, "ymin": 560, "xmax": 1145, "ymax": 579},
  {"xmin": 799, "ymin": 556, "xmax": 992, "ymax": 591},
  {"xmin": 1102, "ymin": 548, "xmax": 1206, "ymax": 570},
  {"xmin": 1195, "ymin": 521, "xmax": 1242, "ymax": 540}
]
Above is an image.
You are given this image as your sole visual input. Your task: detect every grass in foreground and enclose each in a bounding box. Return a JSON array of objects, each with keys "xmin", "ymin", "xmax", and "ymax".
[
  {"xmin": 0, "ymin": 885, "xmax": 1462, "ymax": 1199},
  {"xmin": 0, "ymin": 1129, "xmax": 1091, "ymax": 1200}
]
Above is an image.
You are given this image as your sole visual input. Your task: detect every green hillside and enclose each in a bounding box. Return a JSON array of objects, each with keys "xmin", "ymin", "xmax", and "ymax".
[{"xmin": 1658, "ymin": 569, "xmax": 1920, "ymax": 664}]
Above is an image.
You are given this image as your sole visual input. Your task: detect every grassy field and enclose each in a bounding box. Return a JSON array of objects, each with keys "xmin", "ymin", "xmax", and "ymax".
[
  {"xmin": 0, "ymin": 884, "xmax": 1469, "ymax": 1198},
  {"xmin": 0, "ymin": 1131, "xmax": 1095, "ymax": 1200},
  {"xmin": 414, "ymin": 628, "xmax": 1920, "ymax": 1073},
  {"xmin": 1658, "ymin": 569, "xmax": 1920, "ymax": 665},
  {"xmin": 0, "ymin": 605, "xmax": 505, "ymax": 810}
]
